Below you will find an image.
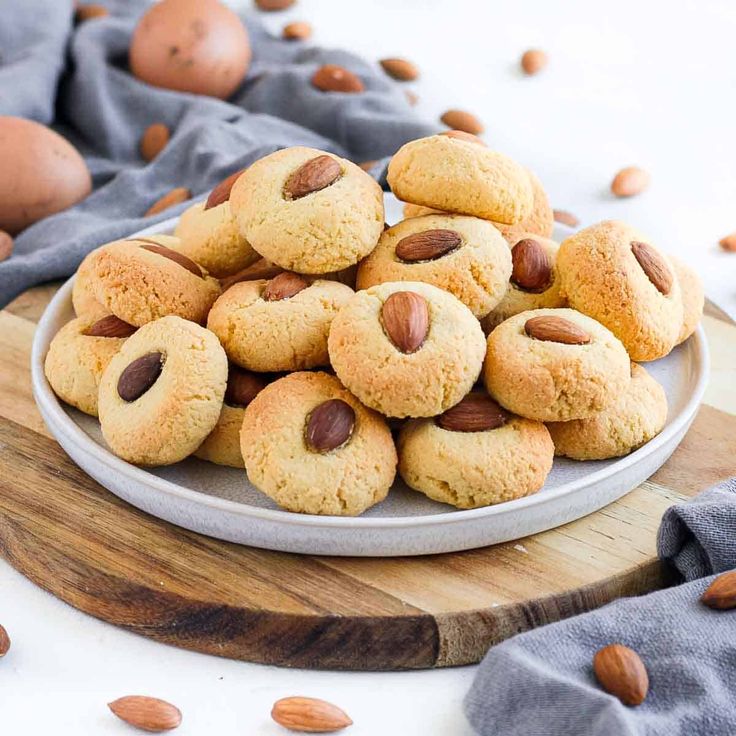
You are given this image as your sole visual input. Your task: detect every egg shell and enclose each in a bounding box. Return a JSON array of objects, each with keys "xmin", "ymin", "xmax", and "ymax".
[
  {"xmin": 129, "ymin": 0, "xmax": 251, "ymax": 100},
  {"xmin": 0, "ymin": 117, "xmax": 92, "ymax": 235}
]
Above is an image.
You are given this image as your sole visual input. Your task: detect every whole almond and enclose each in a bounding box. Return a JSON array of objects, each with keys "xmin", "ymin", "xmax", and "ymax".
[
  {"xmin": 381, "ymin": 291, "xmax": 430, "ymax": 354},
  {"xmin": 108, "ymin": 696, "xmax": 182, "ymax": 732},
  {"xmin": 440, "ymin": 109, "xmax": 484, "ymax": 135},
  {"xmin": 511, "ymin": 238, "xmax": 552, "ymax": 292},
  {"xmin": 83, "ymin": 315, "xmax": 137, "ymax": 338},
  {"xmin": 0, "ymin": 229, "xmax": 13, "ymax": 262},
  {"xmin": 255, "ymin": 0, "xmax": 295, "ymax": 10},
  {"xmin": 718, "ymin": 234, "xmax": 736, "ymax": 253},
  {"xmin": 225, "ymin": 367, "xmax": 267, "ymax": 408},
  {"xmin": 437, "ymin": 394, "xmax": 508, "ymax": 432},
  {"xmin": 439, "ymin": 129, "xmax": 486, "ymax": 146},
  {"xmin": 525, "ymin": 315, "xmax": 591, "ymax": 345},
  {"xmin": 76, "ymin": 3, "xmax": 108, "ymax": 21},
  {"xmin": 284, "ymin": 155, "xmax": 342, "ymax": 199},
  {"xmin": 272, "ymin": 696, "xmax": 353, "ymax": 732},
  {"xmin": 220, "ymin": 258, "xmax": 283, "ymax": 291},
  {"xmin": 553, "ymin": 209, "xmax": 579, "ymax": 228},
  {"xmin": 144, "ymin": 187, "xmax": 191, "ymax": 217},
  {"xmin": 520, "ymin": 49, "xmax": 548, "ymax": 75},
  {"xmin": 140, "ymin": 243, "xmax": 203, "ymax": 278},
  {"xmin": 630, "ymin": 241, "xmax": 672, "ymax": 295},
  {"xmin": 205, "ymin": 169, "xmax": 245, "ymax": 210},
  {"xmin": 0, "ymin": 624, "xmax": 10, "ymax": 657},
  {"xmin": 283, "ymin": 21, "xmax": 312, "ymax": 40},
  {"xmin": 263, "ymin": 272, "xmax": 309, "ymax": 301},
  {"xmin": 611, "ymin": 166, "xmax": 650, "ymax": 197},
  {"xmin": 117, "ymin": 352, "xmax": 164, "ymax": 402},
  {"xmin": 593, "ymin": 644, "xmax": 649, "ymax": 706},
  {"xmin": 312, "ymin": 65, "xmax": 364, "ymax": 93},
  {"xmin": 380, "ymin": 57, "xmax": 419, "ymax": 81},
  {"xmin": 140, "ymin": 123, "xmax": 170, "ymax": 162},
  {"xmin": 305, "ymin": 400, "xmax": 356, "ymax": 453},
  {"xmin": 396, "ymin": 229, "xmax": 462, "ymax": 262},
  {"xmin": 701, "ymin": 570, "xmax": 736, "ymax": 610}
]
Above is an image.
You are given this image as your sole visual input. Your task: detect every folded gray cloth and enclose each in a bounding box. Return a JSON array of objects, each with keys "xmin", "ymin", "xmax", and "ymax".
[
  {"xmin": 465, "ymin": 478, "xmax": 736, "ymax": 735},
  {"xmin": 0, "ymin": 0, "xmax": 434, "ymax": 307}
]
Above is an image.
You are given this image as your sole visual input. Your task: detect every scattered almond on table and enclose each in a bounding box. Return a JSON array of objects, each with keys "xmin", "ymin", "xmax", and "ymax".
[
  {"xmin": 380, "ymin": 58, "xmax": 419, "ymax": 81},
  {"xmin": 0, "ymin": 230, "xmax": 13, "ymax": 262},
  {"xmin": 140, "ymin": 123, "xmax": 170, "ymax": 162},
  {"xmin": 440, "ymin": 109, "xmax": 484, "ymax": 135},
  {"xmin": 283, "ymin": 21, "xmax": 312, "ymax": 40},
  {"xmin": 611, "ymin": 166, "xmax": 650, "ymax": 198},
  {"xmin": 271, "ymin": 696, "xmax": 353, "ymax": 733},
  {"xmin": 108, "ymin": 696, "xmax": 182, "ymax": 732},
  {"xmin": 255, "ymin": 0, "xmax": 295, "ymax": 10},
  {"xmin": 312, "ymin": 64, "xmax": 364, "ymax": 93},
  {"xmin": 700, "ymin": 569, "xmax": 736, "ymax": 609},
  {"xmin": 593, "ymin": 644, "xmax": 649, "ymax": 706},
  {"xmin": 520, "ymin": 49, "xmax": 548, "ymax": 75},
  {"xmin": 144, "ymin": 187, "xmax": 191, "ymax": 217},
  {"xmin": 0, "ymin": 624, "xmax": 10, "ymax": 657},
  {"xmin": 718, "ymin": 233, "xmax": 736, "ymax": 252},
  {"xmin": 553, "ymin": 209, "xmax": 580, "ymax": 228},
  {"xmin": 76, "ymin": 3, "xmax": 108, "ymax": 22}
]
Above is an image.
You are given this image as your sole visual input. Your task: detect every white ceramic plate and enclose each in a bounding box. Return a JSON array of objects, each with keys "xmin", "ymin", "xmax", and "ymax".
[{"xmin": 31, "ymin": 213, "xmax": 709, "ymax": 556}]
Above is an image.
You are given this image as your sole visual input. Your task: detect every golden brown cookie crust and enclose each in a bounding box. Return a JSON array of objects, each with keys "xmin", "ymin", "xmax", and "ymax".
[
  {"xmin": 671, "ymin": 256, "xmax": 704, "ymax": 344},
  {"xmin": 240, "ymin": 371, "xmax": 397, "ymax": 516},
  {"xmin": 547, "ymin": 363, "xmax": 667, "ymax": 460},
  {"xmin": 356, "ymin": 214, "xmax": 512, "ymax": 318},
  {"xmin": 483, "ymin": 307, "xmax": 631, "ymax": 422},
  {"xmin": 194, "ymin": 404, "xmax": 245, "ymax": 468},
  {"xmin": 328, "ymin": 281, "xmax": 486, "ymax": 418}
]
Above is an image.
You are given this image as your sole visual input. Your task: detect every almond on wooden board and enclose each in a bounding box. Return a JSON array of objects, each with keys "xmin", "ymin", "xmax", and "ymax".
[
  {"xmin": 140, "ymin": 123, "xmax": 170, "ymax": 162},
  {"xmin": 271, "ymin": 696, "xmax": 353, "ymax": 732},
  {"xmin": 630, "ymin": 241, "xmax": 672, "ymax": 295},
  {"xmin": 255, "ymin": 0, "xmax": 295, "ymax": 10},
  {"xmin": 263, "ymin": 271, "xmax": 309, "ymax": 301},
  {"xmin": 0, "ymin": 229, "xmax": 13, "ymax": 262},
  {"xmin": 380, "ymin": 291, "xmax": 430, "ymax": 354},
  {"xmin": 593, "ymin": 644, "xmax": 649, "ymax": 706},
  {"xmin": 140, "ymin": 243, "xmax": 203, "ymax": 278},
  {"xmin": 520, "ymin": 48, "xmax": 548, "ymax": 75},
  {"xmin": 205, "ymin": 169, "xmax": 246, "ymax": 210},
  {"xmin": 83, "ymin": 315, "xmax": 137, "ymax": 338},
  {"xmin": 718, "ymin": 234, "xmax": 736, "ymax": 252},
  {"xmin": 0, "ymin": 624, "xmax": 10, "ymax": 657},
  {"xmin": 306, "ymin": 400, "xmax": 356, "ymax": 454},
  {"xmin": 76, "ymin": 3, "xmax": 108, "ymax": 21},
  {"xmin": 144, "ymin": 187, "xmax": 191, "ymax": 217},
  {"xmin": 440, "ymin": 109, "xmax": 484, "ymax": 135},
  {"xmin": 117, "ymin": 352, "xmax": 164, "ymax": 402},
  {"xmin": 284, "ymin": 155, "xmax": 341, "ymax": 199},
  {"xmin": 701, "ymin": 569, "xmax": 736, "ymax": 610},
  {"xmin": 380, "ymin": 57, "xmax": 419, "ymax": 81},
  {"xmin": 437, "ymin": 394, "xmax": 507, "ymax": 432},
  {"xmin": 283, "ymin": 21, "xmax": 312, "ymax": 40},
  {"xmin": 511, "ymin": 238, "xmax": 552, "ymax": 292},
  {"xmin": 312, "ymin": 65, "xmax": 364, "ymax": 93},
  {"xmin": 611, "ymin": 166, "xmax": 650, "ymax": 197},
  {"xmin": 395, "ymin": 229, "xmax": 462, "ymax": 262},
  {"xmin": 553, "ymin": 209, "xmax": 579, "ymax": 228},
  {"xmin": 525, "ymin": 315, "xmax": 591, "ymax": 345},
  {"xmin": 108, "ymin": 695, "xmax": 182, "ymax": 732}
]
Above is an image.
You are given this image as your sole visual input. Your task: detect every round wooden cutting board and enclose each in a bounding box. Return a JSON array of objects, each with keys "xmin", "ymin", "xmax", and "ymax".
[{"xmin": 1, "ymin": 285, "xmax": 734, "ymax": 671}]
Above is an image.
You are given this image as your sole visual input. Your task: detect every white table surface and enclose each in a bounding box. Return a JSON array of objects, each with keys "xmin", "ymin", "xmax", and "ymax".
[{"xmin": 3, "ymin": 0, "xmax": 736, "ymax": 733}]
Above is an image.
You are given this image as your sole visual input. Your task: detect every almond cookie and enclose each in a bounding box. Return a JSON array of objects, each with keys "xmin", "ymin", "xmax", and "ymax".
[
  {"xmin": 547, "ymin": 363, "xmax": 667, "ymax": 460},
  {"xmin": 403, "ymin": 169, "xmax": 553, "ymax": 242},
  {"xmin": 207, "ymin": 272, "xmax": 354, "ymax": 371},
  {"xmin": 356, "ymin": 214, "xmax": 511, "ymax": 318},
  {"xmin": 44, "ymin": 315, "xmax": 137, "ymax": 416},
  {"xmin": 481, "ymin": 235, "xmax": 565, "ymax": 332},
  {"xmin": 398, "ymin": 392, "xmax": 554, "ymax": 508},
  {"xmin": 195, "ymin": 366, "xmax": 271, "ymax": 468},
  {"xmin": 483, "ymin": 308, "xmax": 631, "ymax": 422},
  {"xmin": 387, "ymin": 134, "xmax": 534, "ymax": 224},
  {"xmin": 174, "ymin": 171, "xmax": 259, "ymax": 278},
  {"xmin": 671, "ymin": 257, "xmax": 704, "ymax": 345},
  {"xmin": 230, "ymin": 146, "xmax": 384, "ymax": 273},
  {"xmin": 328, "ymin": 281, "xmax": 486, "ymax": 418},
  {"xmin": 557, "ymin": 220, "xmax": 683, "ymax": 361},
  {"xmin": 240, "ymin": 371, "xmax": 397, "ymax": 516},
  {"xmin": 89, "ymin": 238, "xmax": 221, "ymax": 327},
  {"xmin": 98, "ymin": 316, "xmax": 227, "ymax": 466}
]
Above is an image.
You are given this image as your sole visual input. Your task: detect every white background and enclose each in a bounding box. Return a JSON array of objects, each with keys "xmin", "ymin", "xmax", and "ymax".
[{"xmin": 3, "ymin": 1, "xmax": 736, "ymax": 734}]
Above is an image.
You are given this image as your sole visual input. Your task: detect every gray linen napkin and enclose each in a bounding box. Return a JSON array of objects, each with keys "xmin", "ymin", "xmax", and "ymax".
[
  {"xmin": 0, "ymin": 0, "xmax": 434, "ymax": 307},
  {"xmin": 465, "ymin": 479, "xmax": 736, "ymax": 735}
]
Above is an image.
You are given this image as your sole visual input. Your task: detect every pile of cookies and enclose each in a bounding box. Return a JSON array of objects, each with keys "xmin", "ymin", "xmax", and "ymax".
[{"xmin": 44, "ymin": 133, "xmax": 704, "ymax": 516}]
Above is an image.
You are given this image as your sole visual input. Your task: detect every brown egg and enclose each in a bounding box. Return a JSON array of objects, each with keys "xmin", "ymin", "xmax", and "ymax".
[
  {"xmin": 129, "ymin": 0, "xmax": 251, "ymax": 100},
  {"xmin": 0, "ymin": 117, "xmax": 92, "ymax": 235}
]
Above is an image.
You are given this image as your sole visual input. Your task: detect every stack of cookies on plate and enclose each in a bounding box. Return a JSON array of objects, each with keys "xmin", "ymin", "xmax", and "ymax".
[{"xmin": 44, "ymin": 134, "xmax": 704, "ymax": 516}]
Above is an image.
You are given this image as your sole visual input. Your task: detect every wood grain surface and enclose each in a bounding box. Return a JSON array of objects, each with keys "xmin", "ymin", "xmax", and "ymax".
[{"xmin": 0, "ymin": 284, "xmax": 734, "ymax": 670}]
